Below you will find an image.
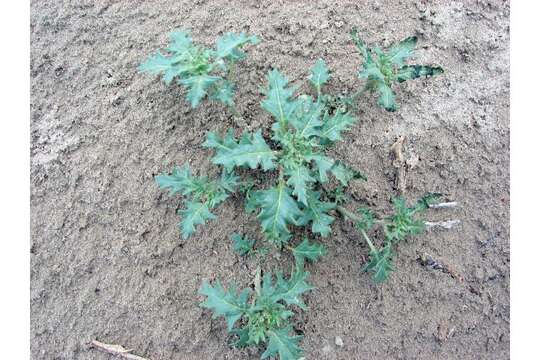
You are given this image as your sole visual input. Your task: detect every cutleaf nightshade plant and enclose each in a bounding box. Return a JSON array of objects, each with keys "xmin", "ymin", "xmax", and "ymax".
[
  {"xmin": 147, "ymin": 28, "xmax": 448, "ymax": 359},
  {"xmin": 199, "ymin": 267, "xmax": 312, "ymax": 360},
  {"xmin": 139, "ymin": 30, "xmax": 258, "ymax": 112},
  {"xmin": 156, "ymin": 164, "xmax": 239, "ymax": 239},
  {"xmin": 337, "ymin": 193, "xmax": 441, "ymax": 283},
  {"xmin": 350, "ymin": 27, "xmax": 443, "ymax": 111},
  {"xmin": 204, "ymin": 67, "xmax": 365, "ymax": 246}
]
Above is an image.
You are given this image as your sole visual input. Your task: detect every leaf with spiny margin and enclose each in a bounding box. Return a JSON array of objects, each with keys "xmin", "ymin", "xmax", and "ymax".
[
  {"xmin": 166, "ymin": 30, "xmax": 193, "ymax": 53},
  {"xmin": 297, "ymin": 190, "xmax": 335, "ymax": 237},
  {"xmin": 384, "ymin": 197, "xmax": 426, "ymax": 244},
  {"xmin": 261, "ymin": 327, "xmax": 304, "ymax": 360},
  {"xmin": 211, "ymin": 130, "xmax": 276, "ymax": 171},
  {"xmin": 350, "ymin": 27, "xmax": 369, "ymax": 59},
  {"xmin": 219, "ymin": 170, "xmax": 240, "ymax": 193},
  {"xmin": 180, "ymin": 74, "xmax": 222, "ymax": 107},
  {"xmin": 179, "ymin": 202, "xmax": 216, "ymax": 239},
  {"xmin": 359, "ymin": 59, "xmax": 385, "ymax": 83},
  {"xmin": 273, "ymin": 269, "xmax": 313, "ymax": 310},
  {"xmin": 363, "ymin": 245, "xmax": 395, "ymax": 283},
  {"xmin": 256, "ymin": 183, "xmax": 303, "ymax": 244},
  {"xmin": 330, "ymin": 161, "xmax": 366, "ymax": 186},
  {"xmin": 290, "ymin": 96, "xmax": 323, "ymax": 139},
  {"xmin": 245, "ymin": 186, "xmax": 265, "ymax": 214},
  {"xmin": 155, "ymin": 164, "xmax": 194, "ymax": 196},
  {"xmin": 231, "ymin": 233, "xmax": 256, "ymax": 256},
  {"xmin": 139, "ymin": 51, "xmax": 174, "ymax": 78},
  {"xmin": 199, "ymin": 280, "xmax": 250, "ymax": 331},
  {"xmin": 376, "ymin": 81, "xmax": 397, "ymax": 111},
  {"xmin": 395, "ymin": 65, "xmax": 444, "ymax": 83},
  {"xmin": 203, "ymin": 129, "xmax": 237, "ymax": 154},
  {"xmin": 291, "ymin": 238, "xmax": 327, "ymax": 268},
  {"xmin": 320, "ymin": 111, "xmax": 357, "ymax": 142},
  {"xmin": 285, "ymin": 164, "xmax": 315, "ymax": 206},
  {"xmin": 354, "ymin": 207, "xmax": 375, "ymax": 231},
  {"xmin": 231, "ymin": 327, "xmax": 250, "ymax": 348},
  {"xmin": 308, "ymin": 58, "xmax": 330, "ymax": 90},
  {"xmin": 387, "ymin": 36, "xmax": 417, "ymax": 66},
  {"xmin": 210, "ymin": 79, "xmax": 235, "ymax": 106},
  {"xmin": 261, "ymin": 69, "xmax": 299, "ymax": 129},
  {"xmin": 306, "ymin": 154, "xmax": 334, "ymax": 183},
  {"xmin": 215, "ymin": 32, "xmax": 259, "ymax": 61}
]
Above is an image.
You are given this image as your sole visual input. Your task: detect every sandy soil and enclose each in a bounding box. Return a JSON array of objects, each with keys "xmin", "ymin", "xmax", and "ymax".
[{"xmin": 30, "ymin": 1, "xmax": 509, "ymax": 359}]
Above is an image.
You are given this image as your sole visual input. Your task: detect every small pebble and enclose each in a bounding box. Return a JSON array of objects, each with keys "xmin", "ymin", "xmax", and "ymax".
[{"xmin": 335, "ymin": 336, "xmax": 344, "ymax": 347}]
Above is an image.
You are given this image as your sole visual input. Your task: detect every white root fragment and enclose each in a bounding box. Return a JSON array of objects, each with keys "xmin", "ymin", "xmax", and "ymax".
[
  {"xmin": 425, "ymin": 219, "xmax": 461, "ymax": 230},
  {"xmin": 91, "ymin": 340, "xmax": 150, "ymax": 360},
  {"xmin": 429, "ymin": 201, "xmax": 459, "ymax": 209}
]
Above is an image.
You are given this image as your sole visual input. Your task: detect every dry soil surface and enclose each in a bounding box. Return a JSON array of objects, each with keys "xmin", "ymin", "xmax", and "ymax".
[{"xmin": 31, "ymin": 1, "xmax": 510, "ymax": 359}]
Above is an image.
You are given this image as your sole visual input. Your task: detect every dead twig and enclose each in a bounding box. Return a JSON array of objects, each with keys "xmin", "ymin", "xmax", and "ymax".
[
  {"xmin": 91, "ymin": 340, "xmax": 150, "ymax": 360},
  {"xmin": 418, "ymin": 252, "xmax": 463, "ymax": 282},
  {"xmin": 390, "ymin": 136, "xmax": 406, "ymax": 194}
]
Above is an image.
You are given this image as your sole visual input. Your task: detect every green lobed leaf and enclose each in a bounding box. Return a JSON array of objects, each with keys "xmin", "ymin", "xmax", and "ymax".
[
  {"xmin": 285, "ymin": 164, "xmax": 315, "ymax": 206},
  {"xmin": 363, "ymin": 245, "xmax": 395, "ymax": 283},
  {"xmin": 350, "ymin": 27, "xmax": 369, "ymax": 59},
  {"xmin": 395, "ymin": 65, "xmax": 444, "ymax": 83},
  {"xmin": 354, "ymin": 207, "xmax": 375, "ymax": 231},
  {"xmin": 291, "ymin": 238, "xmax": 327, "ymax": 267},
  {"xmin": 384, "ymin": 197, "xmax": 426, "ymax": 244},
  {"xmin": 155, "ymin": 164, "xmax": 194, "ymax": 196},
  {"xmin": 210, "ymin": 79, "xmax": 235, "ymax": 106},
  {"xmin": 376, "ymin": 81, "xmax": 397, "ymax": 111},
  {"xmin": 180, "ymin": 74, "xmax": 222, "ymax": 107},
  {"xmin": 261, "ymin": 69, "xmax": 299, "ymax": 130},
  {"xmin": 167, "ymin": 30, "xmax": 194, "ymax": 53},
  {"xmin": 215, "ymin": 32, "xmax": 259, "ymax": 61},
  {"xmin": 209, "ymin": 130, "xmax": 276, "ymax": 172},
  {"xmin": 261, "ymin": 327, "xmax": 304, "ymax": 360},
  {"xmin": 289, "ymin": 96, "xmax": 323, "ymax": 139},
  {"xmin": 231, "ymin": 233, "xmax": 256, "ymax": 256},
  {"xmin": 199, "ymin": 280, "xmax": 250, "ymax": 331},
  {"xmin": 273, "ymin": 269, "xmax": 314, "ymax": 310},
  {"xmin": 256, "ymin": 183, "xmax": 303, "ymax": 244},
  {"xmin": 308, "ymin": 58, "xmax": 330, "ymax": 90},
  {"xmin": 306, "ymin": 154, "xmax": 334, "ymax": 183},
  {"xmin": 320, "ymin": 111, "xmax": 357, "ymax": 142},
  {"xmin": 387, "ymin": 36, "xmax": 417, "ymax": 66},
  {"xmin": 139, "ymin": 51, "xmax": 174, "ymax": 77},
  {"xmin": 297, "ymin": 190, "xmax": 335, "ymax": 237},
  {"xmin": 330, "ymin": 161, "xmax": 366, "ymax": 186},
  {"xmin": 179, "ymin": 201, "xmax": 216, "ymax": 239}
]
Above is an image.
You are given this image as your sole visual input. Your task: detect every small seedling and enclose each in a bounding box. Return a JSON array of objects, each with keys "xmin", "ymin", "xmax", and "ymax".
[
  {"xmin": 139, "ymin": 30, "xmax": 258, "ymax": 112},
  {"xmin": 337, "ymin": 194, "xmax": 441, "ymax": 282},
  {"xmin": 199, "ymin": 267, "xmax": 313, "ymax": 359},
  {"xmin": 155, "ymin": 164, "xmax": 239, "ymax": 239},
  {"xmin": 350, "ymin": 27, "xmax": 443, "ymax": 111}
]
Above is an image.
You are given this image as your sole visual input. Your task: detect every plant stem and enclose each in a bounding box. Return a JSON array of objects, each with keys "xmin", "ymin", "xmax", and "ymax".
[
  {"xmin": 350, "ymin": 84, "xmax": 369, "ymax": 103},
  {"xmin": 336, "ymin": 205, "xmax": 361, "ymax": 222},
  {"xmin": 336, "ymin": 206, "xmax": 378, "ymax": 253},
  {"xmin": 336, "ymin": 205, "xmax": 383, "ymax": 225},
  {"xmin": 227, "ymin": 62, "xmax": 237, "ymax": 83},
  {"xmin": 359, "ymin": 228, "xmax": 378, "ymax": 254}
]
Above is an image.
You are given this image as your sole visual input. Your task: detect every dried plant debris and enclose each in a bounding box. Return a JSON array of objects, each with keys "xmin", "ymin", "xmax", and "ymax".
[{"xmin": 417, "ymin": 252, "xmax": 463, "ymax": 282}]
